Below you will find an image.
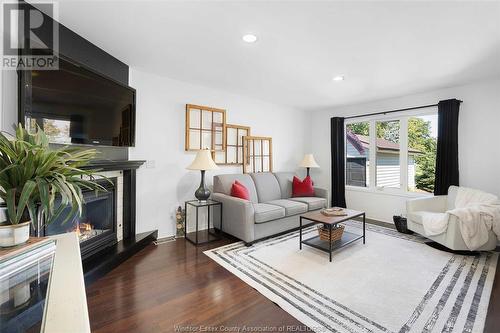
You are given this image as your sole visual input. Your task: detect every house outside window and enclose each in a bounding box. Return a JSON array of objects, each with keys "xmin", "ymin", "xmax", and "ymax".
[
  {"xmin": 375, "ymin": 120, "xmax": 401, "ymax": 189},
  {"xmin": 346, "ymin": 122, "xmax": 370, "ymax": 187},
  {"xmin": 345, "ymin": 107, "xmax": 438, "ymax": 195}
]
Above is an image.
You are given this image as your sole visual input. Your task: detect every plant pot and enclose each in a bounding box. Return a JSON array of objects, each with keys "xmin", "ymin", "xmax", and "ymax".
[
  {"xmin": 0, "ymin": 221, "xmax": 31, "ymax": 247},
  {"xmin": 393, "ymin": 215, "xmax": 414, "ymax": 235}
]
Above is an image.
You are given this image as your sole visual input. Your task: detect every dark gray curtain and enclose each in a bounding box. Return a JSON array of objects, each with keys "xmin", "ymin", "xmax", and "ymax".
[
  {"xmin": 434, "ymin": 99, "xmax": 461, "ymax": 195},
  {"xmin": 331, "ymin": 117, "xmax": 346, "ymax": 207}
]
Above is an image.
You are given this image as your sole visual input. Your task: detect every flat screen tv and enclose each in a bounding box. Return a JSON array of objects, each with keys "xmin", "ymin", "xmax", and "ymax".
[{"xmin": 19, "ymin": 56, "xmax": 135, "ymax": 147}]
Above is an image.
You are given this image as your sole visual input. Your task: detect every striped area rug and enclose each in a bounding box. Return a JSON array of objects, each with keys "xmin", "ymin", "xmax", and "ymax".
[{"xmin": 204, "ymin": 221, "xmax": 497, "ymax": 333}]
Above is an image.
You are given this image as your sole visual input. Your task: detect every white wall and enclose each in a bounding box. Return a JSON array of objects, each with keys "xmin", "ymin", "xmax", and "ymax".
[
  {"xmin": 308, "ymin": 78, "xmax": 500, "ymax": 223},
  {"xmin": 128, "ymin": 68, "xmax": 308, "ymax": 238}
]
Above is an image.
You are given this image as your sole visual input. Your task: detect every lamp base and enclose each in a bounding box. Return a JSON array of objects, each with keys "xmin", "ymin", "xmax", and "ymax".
[
  {"xmin": 194, "ymin": 187, "xmax": 211, "ymax": 202},
  {"xmin": 194, "ymin": 170, "xmax": 211, "ymax": 201}
]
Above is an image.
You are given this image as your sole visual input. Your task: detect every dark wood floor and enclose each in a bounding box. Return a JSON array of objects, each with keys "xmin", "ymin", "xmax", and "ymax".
[
  {"xmin": 87, "ymin": 237, "xmax": 500, "ymax": 333},
  {"xmin": 86, "ymin": 238, "xmax": 303, "ymax": 332}
]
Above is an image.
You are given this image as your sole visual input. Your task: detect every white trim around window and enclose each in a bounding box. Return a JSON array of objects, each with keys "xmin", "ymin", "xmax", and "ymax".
[{"xmin": 344, "ymin": 106, "xmax": 438, "ymax": 197}]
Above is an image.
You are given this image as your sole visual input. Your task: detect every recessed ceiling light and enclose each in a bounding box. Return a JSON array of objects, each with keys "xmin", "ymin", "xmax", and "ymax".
[
  {"xmin": 333, "ymin": 75, "xmax": 345, "ymax": 82},
  {"xmin": 242, "ymin": 34, "xmax": 258, "ymax": 43}
]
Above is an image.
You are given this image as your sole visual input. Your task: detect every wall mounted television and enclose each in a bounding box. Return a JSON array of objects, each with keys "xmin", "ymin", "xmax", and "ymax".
[{"xmin": 19, "ymin": 55, "xmax": 136, "ymax": 147}]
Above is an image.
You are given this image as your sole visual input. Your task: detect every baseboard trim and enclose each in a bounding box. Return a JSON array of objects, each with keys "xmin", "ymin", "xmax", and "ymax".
[
  {"xmin": 154, "ymin": 236, "xmax": 176, "ymax": 245},
  {"xmin": 352, "ymin": 216, "xmax": 395, "ymax": 229}
]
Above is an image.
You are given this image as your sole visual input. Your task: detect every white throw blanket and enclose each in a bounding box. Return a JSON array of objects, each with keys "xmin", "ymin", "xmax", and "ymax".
[{"xmin": 421, "ymin": 187, "xmax": 500, "ymax": 250}]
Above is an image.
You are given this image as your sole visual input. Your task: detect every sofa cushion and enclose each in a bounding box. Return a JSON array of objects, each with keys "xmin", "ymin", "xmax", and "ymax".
[
  {"xmin": 230, "ymin": 181, "xmax": 250, "ymax": 200},
  {"xmin": 253, "ymin": 203, "xmax": 285, "ymax": 223},
  {"xmin": 290, "ymin": 197, "xmax": 327, "ymax": 211},
  {"xmin": 213, "ymin": 174, "xmax": 259, "ymax": 203},
  {"xmin": 266, "ymin": 199, "xmax": 308, "ymax": 217},
  {"xmin": 250, "ymin": 173, "xmax": 282, "ymax": 203},
  {"xmin": 408, "ymin": 211, "xmax": 447, "ymax": 226},
  {"xmin": 292, "ymin": 176, "xmax": 315, "ymax": 197},
  {"xmin": 273, "ymin": 172, "xmax": 295, "ymax": 199}
]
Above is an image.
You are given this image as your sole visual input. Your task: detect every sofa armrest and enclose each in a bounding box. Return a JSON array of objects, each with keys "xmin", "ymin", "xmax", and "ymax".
[
  {"xmin": 406, "ymin": 195, "xmax": 447, "ymax": 214},
  {"xmin": 211, "ymin": 193, "xmax": 255, "ymax": 243},
  {"xmin": 314, "ymin": 187, "xmax": 329, "ymax": 205}
]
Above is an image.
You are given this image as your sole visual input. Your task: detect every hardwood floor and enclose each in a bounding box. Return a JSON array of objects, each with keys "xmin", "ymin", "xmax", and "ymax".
[
  {"xmin": 87, "ymin": 237, "xmax": 500, "ymax": 333},
  {"xmin": 86, "ymin": 238, "xmax": 302, "ymax": 332},
  {"xmin": 484, "ymin": 256, "xmax": 500, "ymax": 333}
]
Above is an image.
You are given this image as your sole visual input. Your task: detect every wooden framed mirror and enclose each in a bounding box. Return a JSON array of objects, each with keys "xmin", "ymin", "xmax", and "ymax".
[
  {"xmin": 243, "ymin": 136, "xmax": 272, "ymax": 173},
  {"xmin": 185, "ymin": 104, "xmax": 226, "ymax": 153}
]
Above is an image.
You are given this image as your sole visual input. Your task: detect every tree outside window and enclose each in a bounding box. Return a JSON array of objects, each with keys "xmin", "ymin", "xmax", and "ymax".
[{"xmin": 408, "ymin": 115, "xmax": 438, "ymax": 193}]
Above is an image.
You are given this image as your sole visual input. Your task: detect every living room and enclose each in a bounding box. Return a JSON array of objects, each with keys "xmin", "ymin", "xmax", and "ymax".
[{"xmin": 0, "ymin": 1, "xmax": 499, "ymax": 333}]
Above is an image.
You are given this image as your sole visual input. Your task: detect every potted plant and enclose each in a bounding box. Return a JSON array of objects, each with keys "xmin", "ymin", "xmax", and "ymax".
[{"xmin": 0, "ymin": 124, "xmax": 106, "ymax": 247}]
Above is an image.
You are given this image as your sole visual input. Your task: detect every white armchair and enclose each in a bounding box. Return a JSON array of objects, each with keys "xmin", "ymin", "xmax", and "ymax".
[{"xmin": 406, "ymin": 186, "xmax": 497, "ymax": 251}]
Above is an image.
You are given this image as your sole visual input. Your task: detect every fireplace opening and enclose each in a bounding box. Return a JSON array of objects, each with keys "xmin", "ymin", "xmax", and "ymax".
[{"xmin": 42, "ymin": 178, "xmax": 118, "ymax": 259}]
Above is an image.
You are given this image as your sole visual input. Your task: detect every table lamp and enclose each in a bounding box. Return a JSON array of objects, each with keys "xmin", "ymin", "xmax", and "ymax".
[
  {"xmin": 299, "ymin": 154, "xmax": 320, "ymax": 177},
  {"xmin": 187, "ymin": 149, "xmax": 219, "ymax": 201}
]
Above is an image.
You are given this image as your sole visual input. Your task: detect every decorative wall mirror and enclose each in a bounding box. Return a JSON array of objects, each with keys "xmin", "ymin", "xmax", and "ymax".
[
  {"xmin": 185, "ymin": 104, "xmax": 226, "ymax": 153},
  {"xmin": 214, "ymin": 124, "xmax": 251, "ymax": 165},
  {"xmin": 243, "ymin": 136, "xmax": 273, "ymax": 173}
]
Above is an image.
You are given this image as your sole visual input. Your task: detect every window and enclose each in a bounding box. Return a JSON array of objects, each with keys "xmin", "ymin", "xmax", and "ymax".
[
  {"xmin": 346, "ymin": 122, "xmax": 370, "ymax": 187},
  {"xmin": 345, "ymin": 108, "xmax": 438, "ymax": 195},
  {"xmin": 408, "ymin": 114, "xmax": 438, "ymax": 193},
  {"xmin": 376, "ymin": 120, "xmax": 400, "ymax": 189}
]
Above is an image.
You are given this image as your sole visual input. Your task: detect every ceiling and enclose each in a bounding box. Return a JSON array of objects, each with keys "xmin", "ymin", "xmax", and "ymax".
[{"xmin": 52, "ymin": 1, "xmax": 500, "ymax": 110}]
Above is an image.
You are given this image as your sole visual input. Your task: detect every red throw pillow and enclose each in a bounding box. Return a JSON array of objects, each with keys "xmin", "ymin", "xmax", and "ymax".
[
  {"xmin": 231, "ymin": 181, "xmax": 250, "ymax": 200},
  {"xmin": 292, "ymin": 176, "xmax": 315, "ymax": 197}
]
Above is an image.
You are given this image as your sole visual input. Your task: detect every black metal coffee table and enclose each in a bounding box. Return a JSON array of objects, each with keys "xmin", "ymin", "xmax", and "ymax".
[{"xmin": 299, "ymin": 209, "xmax": 365, "ymax": 262}]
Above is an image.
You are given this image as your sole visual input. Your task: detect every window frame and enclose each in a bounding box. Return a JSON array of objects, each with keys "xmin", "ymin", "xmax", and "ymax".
[
  {"xmin": 215, "ymin": 124, "xmax": 251, "ymax": 165},
  {"xmin": 185, "ymin": 104, "xmax": 226, "ymax": 153},
  {"xmin": 242, "ymin": 136, "xmax": 273, "ymax": 174},
  {"xmin": 344, "ymin": 107, "xmax": 437, "ymax": 197}
]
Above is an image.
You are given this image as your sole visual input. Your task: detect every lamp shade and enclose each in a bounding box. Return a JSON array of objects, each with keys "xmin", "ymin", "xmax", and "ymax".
[
  {"xmin": 299, "ymin": 154, "xmax": 320, "ymax": 168},
  {"xmin": 187, "ymin": 149, "xmax": 219, "ymax": 171}
]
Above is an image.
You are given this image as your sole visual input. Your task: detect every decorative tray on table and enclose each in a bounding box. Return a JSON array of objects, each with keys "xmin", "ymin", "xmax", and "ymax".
[{"xmin": 320, "ymin": 207, "xmax": 347, "ymax": 217}]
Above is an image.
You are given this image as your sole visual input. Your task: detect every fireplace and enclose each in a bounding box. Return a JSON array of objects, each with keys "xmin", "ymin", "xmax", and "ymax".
[{"xmin": 41, "ymin": 178, "xmax": 118, "ymax": 259}]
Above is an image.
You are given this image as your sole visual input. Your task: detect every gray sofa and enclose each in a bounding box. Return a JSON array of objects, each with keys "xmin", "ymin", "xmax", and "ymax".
[{"xmin": 212, "ymin": 172, "xmax": 329, "ymax": 245}]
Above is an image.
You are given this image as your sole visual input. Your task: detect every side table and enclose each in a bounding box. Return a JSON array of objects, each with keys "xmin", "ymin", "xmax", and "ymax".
[{"xmin": 184, "ymin": 199, "xmax": 223, "ymax": 245}]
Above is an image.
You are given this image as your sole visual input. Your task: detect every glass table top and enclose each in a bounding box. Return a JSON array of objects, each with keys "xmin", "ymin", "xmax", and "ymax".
[
  {"xmin": 0, "ymin": 252, "xmax": 55, "ymax": 333},
  {"xmin": 186, "ymin": 199, "xmax": 221, "ymax": 207}
]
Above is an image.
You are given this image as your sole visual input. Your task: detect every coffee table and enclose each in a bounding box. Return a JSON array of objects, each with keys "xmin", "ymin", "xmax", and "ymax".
[{"xmin": 299, "ymin": 209, "xmax": 365, "ymax": 262}]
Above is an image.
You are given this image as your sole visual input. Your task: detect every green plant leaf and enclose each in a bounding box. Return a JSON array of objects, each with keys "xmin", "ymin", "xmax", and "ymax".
[
  {"xmin": 60, "ymin": 198, "xmax": 80, "ymax": 225},
  {"xmin": 16, "ymin": 180, "xmax": 36, "ymax": 223},
  {"xmin": 45, "ymin": 202, "xmax": 67, "ymax": 225},
  {"xmin": 36, "ymin": 178, "xmax": 50, "ymax": 221},
  {"xmin": 6, "ymin": 188, "xmax": 17, "ymax": 224},
  {"xmin": 0, "ymin": 164, "xmax": 16, "ymax": 176},
  {"xmin": 27, "ymin": 200, "xmax": 37, "ymax": 230}
]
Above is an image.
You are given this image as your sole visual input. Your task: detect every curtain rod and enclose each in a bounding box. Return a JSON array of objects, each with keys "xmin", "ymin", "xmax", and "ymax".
[{"xmin": 345, "ymin": 100, "xmax": 463, "ymax": 120}]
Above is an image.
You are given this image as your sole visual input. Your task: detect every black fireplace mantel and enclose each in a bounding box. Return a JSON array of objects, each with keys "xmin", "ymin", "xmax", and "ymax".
[{"xmin": 84, "ymin": 159, "xmax": 146, "ymax": 171}]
